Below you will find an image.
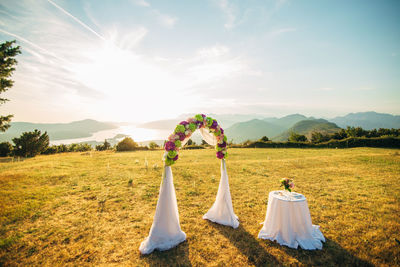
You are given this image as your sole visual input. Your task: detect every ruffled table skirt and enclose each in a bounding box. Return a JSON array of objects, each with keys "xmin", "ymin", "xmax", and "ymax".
[{"xmin": 258, "ymin": 191, "xmax": 325, "ymax": 250}]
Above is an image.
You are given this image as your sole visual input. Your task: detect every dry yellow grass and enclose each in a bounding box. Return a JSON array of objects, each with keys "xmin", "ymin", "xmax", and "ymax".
[{"xmin": 0, "ymin": 148, "xmax": 399, "ymax": 266}]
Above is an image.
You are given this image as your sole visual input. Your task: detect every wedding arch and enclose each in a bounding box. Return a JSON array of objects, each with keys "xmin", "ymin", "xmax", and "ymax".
[{"xmin": 139, "ymin": 114, "xmax": 239, "ymax": 254}]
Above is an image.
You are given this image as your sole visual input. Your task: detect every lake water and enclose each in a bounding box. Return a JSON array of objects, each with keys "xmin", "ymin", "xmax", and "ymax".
[{"xmin": 50, "ymin": 125, "xmax": 170, "ymax": 145}]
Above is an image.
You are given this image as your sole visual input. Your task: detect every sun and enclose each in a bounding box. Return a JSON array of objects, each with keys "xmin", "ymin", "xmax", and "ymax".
[{"xmin": 65, "ymin": 42, "xmax": 191, "ymax": 122}]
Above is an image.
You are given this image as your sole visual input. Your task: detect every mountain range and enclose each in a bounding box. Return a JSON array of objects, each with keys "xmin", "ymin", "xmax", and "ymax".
[
  {"xmin": 0, "ymin": 119, "xmax": 117, "ymax": 142},
  {"xmin": 0, "ymin": 111, "xmax": 398, "ymax": 144}
]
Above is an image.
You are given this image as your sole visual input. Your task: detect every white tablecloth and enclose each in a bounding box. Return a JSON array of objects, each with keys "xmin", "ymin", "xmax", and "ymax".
[{"xmin": 258, "ymin": 190, "xmax": 325, "ymax": 250}]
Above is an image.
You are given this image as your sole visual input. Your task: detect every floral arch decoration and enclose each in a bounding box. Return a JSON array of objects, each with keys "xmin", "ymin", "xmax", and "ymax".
[
  {"xmin": 163, "ymin": 114, "xmax": 228, "ymax": 166},
  {"xmin": 139, "ymin": 114, "xmax": 238, "ymax": 255}
]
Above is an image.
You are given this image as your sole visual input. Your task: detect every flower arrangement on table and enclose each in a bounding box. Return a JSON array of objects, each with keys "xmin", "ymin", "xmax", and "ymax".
[
  {"xmin": 280, "ymin": 178, "xmax": 294, "ymax": 192},
  {"xmin": 163, "ymin": 114, "xmax": 228, "ymax": 166}
]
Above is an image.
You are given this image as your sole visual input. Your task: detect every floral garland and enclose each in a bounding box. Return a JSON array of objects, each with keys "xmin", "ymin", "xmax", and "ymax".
[{"xmin": 164, "ymin": 114, "xmax": 228, "ymax": 166}]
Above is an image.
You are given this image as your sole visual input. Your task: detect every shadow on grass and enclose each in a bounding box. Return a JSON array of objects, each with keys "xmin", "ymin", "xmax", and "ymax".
[
  {"xmin": 208, "ymin": 222, "xmax": 279, "ymax": 266},
  {"xmin": 266, "ymin": 237, "xmax": 374, "ymax": 267},
  {"xmin": 140, "ymin": 240, "xmax": 192, "ymax": 267}
]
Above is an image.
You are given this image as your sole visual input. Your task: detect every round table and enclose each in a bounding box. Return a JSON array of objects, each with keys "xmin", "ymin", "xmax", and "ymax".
[{"xmin": 258, "ymin": 190, "xmax": 325, "ymax": 250}]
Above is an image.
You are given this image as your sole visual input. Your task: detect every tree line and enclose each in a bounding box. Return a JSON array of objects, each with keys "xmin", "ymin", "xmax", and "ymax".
[
  {"xmin": 239, "ymin": 126, "xmax": 400, "ymax": 149},
  {"xmin": 0, "ymin": 130, "xmax": 161, "ymax": 157}
]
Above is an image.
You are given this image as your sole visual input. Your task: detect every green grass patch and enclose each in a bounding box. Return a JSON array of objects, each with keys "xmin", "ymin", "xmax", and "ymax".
[{"xmin": 0, "ymin": 148, "xmax": 399, "ymax": 266}]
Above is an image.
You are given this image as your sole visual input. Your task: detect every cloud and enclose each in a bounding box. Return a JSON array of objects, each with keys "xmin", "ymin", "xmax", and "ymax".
[
  {"xmin": 0, "ymin": 0, "xmax": 267, "ymax": 122},
  {"xmin": 152, "ymin": 10, "xmax": 178, "ymax": 28},
  {"xmin": 197, "ymin": 44, "xmax": 230, "ymax": 58},
  {"xmin": 319, "ymin": 87, "xmax": 334, "ymax": 91},
  {"xmin": 47, "ymin": 0, "xmax": 105, "ymax": 41},
  {"xmin": 132, "ymin": 0, "xmax": 150, "ymax": 7},
  {"xmin": 130, "ymin": 0, "xmax": 178, "ymax": 28},
  {"xmin": 217, "ymin": 0, "xmax": 237, "ymax": 29},
  {"xmin": 270, "ymin": 27, "xmax": 296, "ymax": 36}
]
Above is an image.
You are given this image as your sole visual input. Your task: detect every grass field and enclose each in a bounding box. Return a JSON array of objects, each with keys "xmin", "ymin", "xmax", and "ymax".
[{"xmin": 0, "ymin": 148, "xmax": 399, "ymax": 266}]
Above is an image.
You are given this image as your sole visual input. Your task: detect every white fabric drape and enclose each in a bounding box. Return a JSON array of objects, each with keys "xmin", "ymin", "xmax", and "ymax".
[
  {"xmin": 258, "ymin": 191, "xmax": 325, "ymax": 250},
  {"xmin": 203, "ymin": 159, "xmax": 239, "ymax": 228},
  {"xmin": 139, "ymin": 166, "xmax": 186, "ymax": 254},
  {"xmin": 199, "ymin": 128, "xmax": 217, "ymax": 146}
]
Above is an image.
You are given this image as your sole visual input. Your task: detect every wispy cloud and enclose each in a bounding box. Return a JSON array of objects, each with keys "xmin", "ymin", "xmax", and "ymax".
[
  {"xmin": 270, "ymin": 27, "xmax": 296, "ymax": 36},
  {"xmin": 152, "ymin": 10, "xmax": 178, "ymax": 28},
  {"xmin": 132, "ymin": 0, "xmax": 150, "ymax": 7},
  {"xmin": 47, "ymin": 0, "xmax": 105, "ymax": 41},
  {"xmin": 0, "ymin": 0, "xmax": 262, "ymax": 122},
  {"xmin": 131, "ymin": 0, "xmax": 178, "ymax": 28},
  {"xmin": 217, "ymin": 0, "xmax": 237, "ymax": 29},
  {"xmin": 319, "ymin": 87, "xmax": 334, "ymax": 91}
]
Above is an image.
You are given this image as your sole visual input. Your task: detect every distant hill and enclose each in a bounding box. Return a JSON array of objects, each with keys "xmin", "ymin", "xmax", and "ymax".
[
  {"xmin": 139, "ymin": 113, "xmax": 263, "ymax": 130},
  {"xmin": 0, "ymin": 119, "xmax": 117, "ymax": 142},
  {"xmin": 330, "ymin": 111, "xmax": 400, "ymax": 130},
  {"xmin": 263, "ymin": 114, "xmax": 309, "ymax": 129},
  {"xmin": 273, "ymin": 119, "xmax": 341, "ymax": 141},
  {"xmin": 225, "ymin": 119, "xmax": 286, "ymax": 143}
]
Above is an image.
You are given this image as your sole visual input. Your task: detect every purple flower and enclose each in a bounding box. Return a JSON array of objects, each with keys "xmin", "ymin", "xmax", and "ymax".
[
  {"xmin": 165, "ymin": 141, "xmax": 175, "ymax": 151},
  {"xmin": 173, "ymin": 154, "xmax": 179, "ymax": 161},
  {"xmin": 210, "ymin": 120, "xmax": 218, "ymax": 129},
  {"xmin": 179, "ymin": 121, "xmax": 189, "ymax": 126},
  {"xmin": 216, "ymin": 151, "xmax": 224, "ymax": 159},
  {"xmin": 177, "ymin": 132, "xmax": 186, "ymax": 141},
  {"xmin": 201, "ymin": 114, "xmax": 206, "ymax": 118},
  {"xmin": 218, "ymin": 141, "xmax": 227, "ymax": 148},
  {"xmin": 220, "ymin": 128, "xmax": 224, "ymax": 134}
]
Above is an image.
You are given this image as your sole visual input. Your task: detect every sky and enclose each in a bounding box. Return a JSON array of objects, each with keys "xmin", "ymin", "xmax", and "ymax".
[{"xmin": 0, "ymin": 0, "xmax": 399, "ymax": 123}]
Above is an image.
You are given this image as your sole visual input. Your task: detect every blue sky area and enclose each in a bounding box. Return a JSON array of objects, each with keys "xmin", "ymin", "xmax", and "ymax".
[{"xmin": 0, "ymin": 0, "xmax": 399, "ymax": 123}]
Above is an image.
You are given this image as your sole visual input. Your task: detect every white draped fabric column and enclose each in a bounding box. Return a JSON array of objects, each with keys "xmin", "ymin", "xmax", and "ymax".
[
  {"xmin": 139, "ymin": 166, "xmax": 186, "ymax": 254},
  {"xmin": 203, "ymin": 159, "xmax": 239, "ymax": 228}
]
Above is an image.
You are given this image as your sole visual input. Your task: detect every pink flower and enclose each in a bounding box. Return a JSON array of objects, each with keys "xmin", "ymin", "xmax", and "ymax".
[
  {"xmin": 168, "ymin": 134, "xmax": 177, "ymax": 141},
  {"xmin": 289, "ymin": 182, "xmax": 294, "ymax": 189}
]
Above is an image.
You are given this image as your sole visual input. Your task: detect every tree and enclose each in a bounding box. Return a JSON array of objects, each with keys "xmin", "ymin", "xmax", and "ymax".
[
  {"xmin": 288, "ymin": 132, "xmax": 307, "ymax": 142},
  {"xmin": 260, "ymin": 136, "xmax": 269, "ymax": 142},
  {"xmin": 116, "ymin": 137, "xmax": 138, "ymax": 151},
  {"xmin": 0, "ymin": 141, "xmax": 13, "ymax": 157},
  {"xmin": 332, "ymin": 129, "xmax": 347, "ymax": 140},
  {"xmin": 96, "ymin": 139, "xmax": 111, "ymax": 151},
  {"xmin": 0, "ymin": 40, "xmax": 21, "ymax": 132},
  {"xmin": 12, "ymin": 129, "xmax": 49, "ymax": 157},
  {"xmin": 148, "ymin": 141, "xmax": 159, "ymax": 149},
  {"xmin": 311, "ymin": 132, "xmax": 330, "ymax": 143},
  {"xmin": 345, "ymin": 126, "xmax": 367, "ymax": 138}
]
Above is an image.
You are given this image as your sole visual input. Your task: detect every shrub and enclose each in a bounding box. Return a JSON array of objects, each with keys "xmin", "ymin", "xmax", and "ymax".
[
  {"xmin": 148, "ymin": 141, "xmax": 159, "ymax": 149},
  {"xmin": 96, "ymin": 139, "xmax": 111, "ymax": 151},
  {"xmin": 66, "ymin": 143, "xmax": 91, "ymax": 152},
  {"xmin": 42, "ymin": 145, "xmax": 58, "ymax": 155},
  {"xmin": 311, "ymin": 132, "xmax": 330, "ymax": 143},
  {"xmin": 12, "ymin": 129, "xmax": 49, "ymax": 157},
  {"xmin": 116, "ymin": 137, "xmax": 138, "ymax": 151},
  {"xmin": 75, "ymin": 143, "xmax": 92, "ymax": 152},
  {"xmin": 288, "ymin": 132, "xmax": 307, "ymax": 142},
  {"xmin": 0, "ymin": 142, "xmax": 13, "ymax": 157},
  {"xmin": 57, "ymin": 144, "xmax": 68, "ymax": 153}
]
